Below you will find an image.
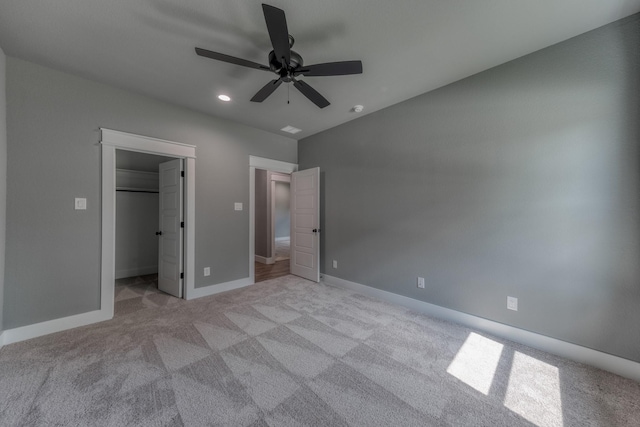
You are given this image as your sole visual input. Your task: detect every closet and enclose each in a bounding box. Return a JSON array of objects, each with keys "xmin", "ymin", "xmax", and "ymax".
[{"xmin": 114, "ymin": 150, "xmax": 172, "ymax": 279}]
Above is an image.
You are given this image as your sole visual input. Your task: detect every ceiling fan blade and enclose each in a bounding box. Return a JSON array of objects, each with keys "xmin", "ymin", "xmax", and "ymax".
[
  {"xmin": 262, "ymin": 4, "xmax": 291, "ymax": 67},
  {"xmin": 296, "ymin": 60, "xmax": 363, "ymax": 77},
  {"xmin": 195, "ymin": 47, "xmax": 270, "ymax": 71},
  {"xmin": 251, "ymin": 79, "xmax": 283, "ymax": 102},
  {"xmin": 293, "ymin": 79, "xmax": 330, "ymax": 108}
]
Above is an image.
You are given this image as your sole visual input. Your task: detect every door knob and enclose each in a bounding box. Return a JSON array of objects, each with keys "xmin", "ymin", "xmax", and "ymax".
[
  {"xmin": 155, "ymin": 231, "xmax": 163, "ymax": 236},
  {"xmin": 312, "ymin": 229, "xmax": 321, "ymax": 233}
]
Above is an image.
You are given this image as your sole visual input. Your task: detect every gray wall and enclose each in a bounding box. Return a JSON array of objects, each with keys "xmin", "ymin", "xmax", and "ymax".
[
  {"xmin": 274, "ymin": 181, "xmax": 290, "ymax": 239},
  {"xmin": 299, "ymin": 15, "xmax": 640, "ymax": 362},
  {"xmin": 0, "ymin": 46, "xmax": 6, "ymax": 333},
  {"xmin": 4, "ymin": 57, "xmax": 296, "ymax": 329},
  {"xmin": 255, "ymin": 169, "xmax": 268, "ymax": 258}
]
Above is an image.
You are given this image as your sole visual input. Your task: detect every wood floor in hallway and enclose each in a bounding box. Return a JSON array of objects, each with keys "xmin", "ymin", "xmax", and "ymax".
[{"xmin": 255, "ymin": 259, "xmax": 290, "ymax": 283}]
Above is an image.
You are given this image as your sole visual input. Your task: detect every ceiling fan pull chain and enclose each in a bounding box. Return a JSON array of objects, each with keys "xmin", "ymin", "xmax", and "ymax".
[{"xmin": 287, "ymin": 83, "xmax": 290, "ymax": 104}]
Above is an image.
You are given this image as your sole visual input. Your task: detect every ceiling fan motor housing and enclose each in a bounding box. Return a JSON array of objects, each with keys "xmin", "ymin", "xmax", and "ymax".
[{"xmin": 269, "ymin": 50, "xmax": 303, "ymax": 81}]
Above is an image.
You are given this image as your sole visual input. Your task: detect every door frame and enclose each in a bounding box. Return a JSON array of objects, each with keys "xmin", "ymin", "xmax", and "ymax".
[
  {"xmin": 249, "ymin": 156, "xmax": 297, "ymax": 284},
  {"xmin": 100, "ymin": 128, "xmax": 196, "ymax": 319}
]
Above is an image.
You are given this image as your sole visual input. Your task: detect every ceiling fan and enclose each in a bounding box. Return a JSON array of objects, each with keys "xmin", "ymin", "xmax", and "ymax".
[{"xmin": 195, "ymin": 3, "xmax": 363, "ymax": 109}]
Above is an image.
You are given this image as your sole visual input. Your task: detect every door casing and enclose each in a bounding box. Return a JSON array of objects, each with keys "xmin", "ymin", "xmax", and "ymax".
[
  {"xmin": 249, "ymin": 156, "xmax": 297, "ymax": 283},
  {"xmin": 100, "ymin": 128, "xmax": 196, "ymax": 320}
]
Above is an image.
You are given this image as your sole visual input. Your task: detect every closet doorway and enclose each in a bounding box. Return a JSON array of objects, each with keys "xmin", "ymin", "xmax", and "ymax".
[
  {"xmin": 113, "ymin": 150, "xmax": 183, "ymax": 316},
  {"xmin": 101, "ymin": 128, "xmax": 196, "ymax": 321},
  {"xmin": 254, "ymin": 169, "xmax": 291, "ymax": 283}
]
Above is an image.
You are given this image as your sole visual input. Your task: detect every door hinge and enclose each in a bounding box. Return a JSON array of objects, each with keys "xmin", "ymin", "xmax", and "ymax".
[
  {"xmin": 180, "ymin": 272, "xmax": 184, "ymax": 279},
  {"xmin": 181, "ymin": 221, "xmax": 184, "ymax": 228},
  {"xmin": 181, "ymin": 171, "xmax": 185, "ymax": 177}
]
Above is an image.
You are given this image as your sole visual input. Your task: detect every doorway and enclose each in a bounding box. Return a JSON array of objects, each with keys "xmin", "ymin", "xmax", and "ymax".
[
  {"xmin": 248, "ymin": 156, "xmax": 320, "ymax": 284},
  {"xmin": 113, "ymin": 151, "xmax": 183, "ymax": 315},
  {"xmin": 254, "ymin": 169, "xmax": 291, "ymax": 283},
  {"xmin": 100, "ymin": 128, "xmax": 196, "ymax": 321}
]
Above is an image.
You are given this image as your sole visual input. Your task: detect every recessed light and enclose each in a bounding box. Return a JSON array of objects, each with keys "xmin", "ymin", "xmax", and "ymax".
[
  {"xmin": 281, "ymin": 125, "xmax": 302, "ymax": 134},
  {"xmin": 218, "ymin": 94, "xmax": 231, "ymax": 102}
]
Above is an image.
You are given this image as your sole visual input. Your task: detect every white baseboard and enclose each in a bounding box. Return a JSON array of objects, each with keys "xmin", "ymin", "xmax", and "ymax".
[
  {"xmin": 1, "ymin": 275, "xmax": 252, "ymax": 345},
  {"xmin": 186, "ymin": 277, "xmax": 253, "ymax": 300},
  {"xmin": 1, "ymin": 309, "xmax": 112, "ymax": 346},
  {"xmin": 254, "ymin": 255, "xmax": 276, "ymax": 265},
  {"xmin": 1, "ymin": 275, "xmax": 253, "ymax": 345},
  {"xmin": 323, "ymin": 274, "xmax": 640, "ymax": 382},
  {"xmin": 115, "ymin": 265, "xmax": 158, "ymax": 280},
  {"xmin": 275, "ymin": 237, "xmax": 290, "ymax": 242}
]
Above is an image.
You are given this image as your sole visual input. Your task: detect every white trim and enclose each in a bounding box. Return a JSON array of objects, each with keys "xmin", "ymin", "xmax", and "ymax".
[
  {"xmin": 250, "ymin": 167, "xmax": 256, "ymax": 282},
  {"xmin": 275, "ymin": 237, "xmax": 290, "ymax": 242},
  {"xmin": 183, "ymin": 158, "xmax": 196, "ymax": 299},
  {"xmin": 249, "ymin": 156, "xmax": 296, "ymax": 173},
  {"xmin": 249, "ymin": 156, "xmax": 297, "ymax": 284},
  {"xmin": 323, "ymin": 274, "xmax": 640, "ymax": 383},
  {"xmin": 101, "ymin": 145, "xmax": 116, "ymax": 320},
  {"xmin": 1, "ymin": 310, "xmax": 111, "ymax": 345},
  {"xmin": 101, "ymin": 129, "xmax": 196, "ymax": 158},
  {"xmin": 270, "ymin": 180, "xmax": 275, "ymax": 262},
  {"xmin": 187, "ymin": 277, "xmax": 253, "ymax": 299},
  {"xmin": 115, "ymin": 265, "xmax": 158, "ymax": 280},
  {"xmin": 254, "ymin": 255, "xmax": 275, "ymax": 265},
  {"xmin": 101, "ymin": 128, "xmax": 196, "ymax": 307}
]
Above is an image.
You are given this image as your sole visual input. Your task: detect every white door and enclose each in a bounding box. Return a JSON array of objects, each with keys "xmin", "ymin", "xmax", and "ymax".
[
  {"xmin": 158, "ymin": 159, "xmax": 183, "ymax": 297},
  {"xmin": 290, "ymin": 167, "xmax": 320, "ymax": 282}
]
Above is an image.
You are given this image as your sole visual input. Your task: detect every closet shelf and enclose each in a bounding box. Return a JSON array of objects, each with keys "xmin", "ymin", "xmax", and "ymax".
[{"xmin": 116, "ymin": 187, "xmax": 159, "ymax": 193}]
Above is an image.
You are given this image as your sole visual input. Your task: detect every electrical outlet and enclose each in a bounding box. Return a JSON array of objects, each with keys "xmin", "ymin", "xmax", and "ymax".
[
  {"xmin": 75, "ymin": 198, "xmax": 87, "ymax": 210},
  {"xmin": 332, "ymin": 260, "xmax": 338, "ymax": 269},
  {"xmin": 417, "ymin": 277, "xmax": 425, "ymax": 289},
  {"xmin": 507, "ymin": 296, "xmax": 518, "ymax": 311},
  {"xmin": 204, "ymin": 267, "xmax": 210, "ymax": 276},
  {"xmin": 234, "ymin": 203, "xmax": 243, "ymax": 211}
]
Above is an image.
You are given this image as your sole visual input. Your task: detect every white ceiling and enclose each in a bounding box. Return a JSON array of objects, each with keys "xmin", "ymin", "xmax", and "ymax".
[{"xmin": 1, "ymin": 0, "xmax": 639, "ymax": 139}]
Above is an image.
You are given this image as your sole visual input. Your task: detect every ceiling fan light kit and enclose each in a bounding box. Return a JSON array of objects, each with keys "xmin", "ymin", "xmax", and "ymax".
[{"xmin": 195, "ymin": 3, "xmax": 363, "ymax": 109}]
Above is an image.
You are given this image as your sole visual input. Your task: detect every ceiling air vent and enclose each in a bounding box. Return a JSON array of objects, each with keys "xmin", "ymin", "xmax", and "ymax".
[{"xmin": 281, "ymin": 125, "xmax": 301, "ymax": 134}]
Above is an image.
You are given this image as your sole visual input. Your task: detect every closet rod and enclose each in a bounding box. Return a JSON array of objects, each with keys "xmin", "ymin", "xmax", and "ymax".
[{"xmin": 116, "ymin": 189, "xmax": 159, "ymax": 194}]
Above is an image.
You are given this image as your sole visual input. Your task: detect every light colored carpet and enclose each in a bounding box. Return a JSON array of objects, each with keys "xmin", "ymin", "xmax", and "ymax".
[
  {"xmin": 114, "ymin": 274, "xmax": 180, "ymax": 316},
  {"xmin": 1, "ymin": 275, "xmax": 639, "ymax": 426}
]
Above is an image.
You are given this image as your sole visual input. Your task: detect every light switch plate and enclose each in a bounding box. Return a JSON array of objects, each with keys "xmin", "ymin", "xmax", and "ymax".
[
  {"xmin": 507, "ymin": 296, "xmax": 518, "ymax": 311},
  {"xmin": 234, "ymin": 202, "xmax": 243, "ymax": 211},
  {"xmin": 75, "ymin": 198, "xmax": 87, "ymax": 210}
]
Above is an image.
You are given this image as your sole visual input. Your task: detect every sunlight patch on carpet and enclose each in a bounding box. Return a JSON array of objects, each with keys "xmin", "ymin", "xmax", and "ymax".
[
  {"xmin": 446, "ymin": 332, "xmax": 503, "ymax": 395},
  {"xmin": 504, "ymin": 351, "xmax": 563, "ymax": 427}
]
